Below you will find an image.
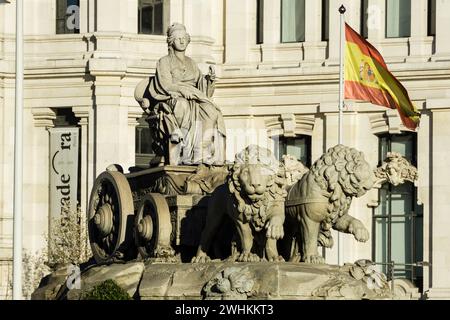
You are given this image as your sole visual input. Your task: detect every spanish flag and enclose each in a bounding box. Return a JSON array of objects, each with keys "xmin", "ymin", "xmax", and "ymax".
[{"xmin": 344, "ymin": 23, "xmax": 420, "ymax": 130}]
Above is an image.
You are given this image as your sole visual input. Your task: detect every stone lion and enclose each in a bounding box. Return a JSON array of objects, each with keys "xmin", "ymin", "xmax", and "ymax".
[
  {"xmin": 192, "ymin": 145, "xmax": 287, "ymax": 263},
  {"xmin": 284, "ymin": 145, "xmax": 375, "ymax": 264}
]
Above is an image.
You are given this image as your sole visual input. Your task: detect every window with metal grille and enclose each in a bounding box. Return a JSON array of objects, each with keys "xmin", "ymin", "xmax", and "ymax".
[{"xmin": 373, "ymin": 133, "xmax": 423, "ymax": 290}]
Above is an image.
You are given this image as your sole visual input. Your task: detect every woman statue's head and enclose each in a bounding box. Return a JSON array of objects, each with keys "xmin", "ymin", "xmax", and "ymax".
[{"xmin": 167, "ymin": 23, "xmax": 191, "ymax": 53}]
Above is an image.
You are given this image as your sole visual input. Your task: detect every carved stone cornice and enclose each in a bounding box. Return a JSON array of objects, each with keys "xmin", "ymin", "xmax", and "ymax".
[
  {"xmin": 266, "ymin": 114, "xmax": 315, "ymax": 137},
  {"xmin": 31, "ymin": 107, "xmax": 56, "ymax": 129}
]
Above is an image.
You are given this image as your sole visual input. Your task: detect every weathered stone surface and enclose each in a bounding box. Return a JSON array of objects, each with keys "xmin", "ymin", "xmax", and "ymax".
[
  {"xmin": 34, "ymin": 260, "xmax": 402, "ymax": 300},
  {"xmin": 31, "ymin": 264, "xmax": 74, "ymax": 300},
  {"xmin": 67, "ymin": 262, "xmax": 144, "ymax": 300}
]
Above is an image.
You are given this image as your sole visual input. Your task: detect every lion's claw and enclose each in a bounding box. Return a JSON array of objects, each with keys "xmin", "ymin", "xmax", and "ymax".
[
  {"xmin": 268, "ymin": 255, "xmax": 285, "ymax": 262},
  {"xmin": 191, "ymin": 253, "xmax": 211, "ymax": 263},
  {"xmin": 303, "ymin": 255, "xmax": 325, "ymax": 264},
  {"xmin": 266, "ymin": 217, "xmax": 285, "ymax": 240},
  {"xmin": 237, "ymin": 252, "xmax": 260, "ymax": 262},
  {"xmin": 348, "ymin": 219, "xmax": 369, "ymax": 242}
]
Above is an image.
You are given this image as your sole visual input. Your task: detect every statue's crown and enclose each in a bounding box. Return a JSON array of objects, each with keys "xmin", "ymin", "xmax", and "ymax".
[{"xmin": 167, "ymin": 23, "xmax": 186, "ymax": 36}]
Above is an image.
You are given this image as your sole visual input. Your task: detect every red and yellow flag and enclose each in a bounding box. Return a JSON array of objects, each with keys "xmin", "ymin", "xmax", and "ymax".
[{"xmin": 344, "ymin": 23, "xmax": 420, "ymax": 130}]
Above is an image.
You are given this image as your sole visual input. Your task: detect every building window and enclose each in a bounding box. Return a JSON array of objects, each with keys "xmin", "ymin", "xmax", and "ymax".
[
  {"xmin": 135, "ymin": 117, "xmax": 155, "ymax": 167},
  {"xmin": 138, "ymin": 0, "xmax": 164, "ymax": 35},
  {"xmin": 361, "ymin": 0, "xmax": 369, "ymax": 38},
  {"xmin": 273, "ymin": 135, "xmax": 311, "ymax": 167},
  {"xmin": 256, "ymin": 0, "xmax": 264, "ymax": 44},
  {"xmin": 56, "ymin": 0, "xmax": 80, "ymax": 34},
  {"xmin": 386, "ymin": 0, "xmax": 411, "ymax": 38},
  {"xmin": 373, "ymin": 133, "xmax": 423, "ymax": 289},
  {"xmin": 322, "ymin": 0, "xmax": 329, "ymax": 41},
  {"xmin": 428, "ymin": 0, "xmax": 436, "ymax": 36},
  {"xmin": 281, "ymin": 0, "xmax": 305, "ymax": 43}
]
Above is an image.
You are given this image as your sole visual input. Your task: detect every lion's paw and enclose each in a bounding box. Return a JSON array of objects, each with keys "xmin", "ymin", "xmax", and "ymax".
[
  {"xmin": 191, "ymin": 254, "xmax": 212, "ymax": 264},
  {"xmin": 348, "ymin": 219, "xmax": 369, "ymax": 242},
  {"xmin": 289, "ymin": 253, "xmax": 301, "ymax": 263},
  {"xmin": 303, "ymin": 255, "xmax": 325, "ymax": 264},
  {"xmin": 267, "ymin": 255, "xmax": 285, "ymax": 263},
  {"xmin": 266, "ymin": 217, "xmax": 285, "ymax": 240},
  {"xmin": 237, "ymin": 252, "xmax": 261, "ymax": 263}
]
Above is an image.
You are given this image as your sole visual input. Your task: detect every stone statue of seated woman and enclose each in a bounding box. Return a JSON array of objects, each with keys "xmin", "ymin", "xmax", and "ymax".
[{"xmin": 135, "ymin": 23, "xmax": 226, "ymax": 166}]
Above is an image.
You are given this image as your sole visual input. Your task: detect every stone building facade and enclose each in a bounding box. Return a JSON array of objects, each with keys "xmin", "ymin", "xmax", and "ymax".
[{"xmin": 1, "ymin": 0, "xmax": 450, "ymax": 299}]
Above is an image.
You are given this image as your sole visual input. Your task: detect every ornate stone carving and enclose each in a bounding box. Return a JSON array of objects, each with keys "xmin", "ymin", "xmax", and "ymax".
[
  {"xmin": 312, "ymin": 260, "xmax": 392, "ymax": 299},
  {"xmin": 203, "ymin": 267, "xmax": 255, "ymax": 300},
  {"xmin": 285, "ymin": 145, "xmax": 375, "ymax": 264},
  {"xmin": 184, "ymin": 164, "xmax": 229, "ymax": 194},
  {"xmin": 281, "ymin": 154, "xmax": 309, "ymax": 187},
  {"xmin": 374, "ymin": 152, "xmax": 418, "ymax": 188},
  {"xmin": 348, "ymin": 259, "xmax": 390, "ymax": 296},
  {"xmin": 192, "ymin": 145, "xmax": 287, "ymax": 263}
]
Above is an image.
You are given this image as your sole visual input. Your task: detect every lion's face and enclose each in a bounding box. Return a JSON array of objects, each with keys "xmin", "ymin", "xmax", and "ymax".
[{"xmin": 238, "ymin": 164, "xmax": 275, "ymax": 203}]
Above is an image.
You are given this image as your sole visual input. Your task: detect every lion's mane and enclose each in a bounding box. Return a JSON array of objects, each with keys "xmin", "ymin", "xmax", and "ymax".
[
  {"xmin": 228, "ymin": 145, "xmax": 287, "ymax": 232},
  {"xmin": 308, "ymin": 145, "xmax": 374, "ymax": 247}
]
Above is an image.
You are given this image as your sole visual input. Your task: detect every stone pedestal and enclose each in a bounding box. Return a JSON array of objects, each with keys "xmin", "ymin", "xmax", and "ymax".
[{"xmin": 35, "ymin": 261, "xmax": 398, "ymax": 300}]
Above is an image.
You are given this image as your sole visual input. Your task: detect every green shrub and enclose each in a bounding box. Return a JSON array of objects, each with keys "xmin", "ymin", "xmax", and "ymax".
[{"xmin": 83, "ymin": 280, "xmax": 132, "ymax": 300}]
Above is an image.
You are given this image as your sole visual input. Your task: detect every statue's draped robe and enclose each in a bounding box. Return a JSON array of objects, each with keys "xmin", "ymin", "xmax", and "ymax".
[{"xmin": 149, "ymin": 54, "xmax": 226, "ymax": 165}]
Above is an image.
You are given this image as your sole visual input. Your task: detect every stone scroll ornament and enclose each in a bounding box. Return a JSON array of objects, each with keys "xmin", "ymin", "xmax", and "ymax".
[{"xmin": 373, "ymin": 152, "xmax": 418, "ymax": 188}]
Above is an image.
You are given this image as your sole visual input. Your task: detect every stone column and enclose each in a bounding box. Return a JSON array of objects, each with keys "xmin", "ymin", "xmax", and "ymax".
[
  {"xmin": 433, "ymin": 0, "xmax": 450, "ymax": 61},
  {"xmin": 327, "ymin": 0, "xmax": 362, "ymax": 63},
  {"xmin": 28, "ymin": 108, "xmax": 57, "ymax": 252},
  {"xmin": 79, "ymin": 0, "xmax": 88, "ymax": 34},
  {"xmin": 366, "ymin": 0, "xmax": 386, "ymax": 47},
  {"xmin": 224, "ymin": 0, "xmax": 255, "ymax": 66},
  {"xmin": 128, "ymin": 107, "xmax": 144, "ymax": 168},
  {"xmin": 89, "ymin": 59, "xmax": 130, "ymax": 176},
  {"xmin": 73, "ymin": 106, "xmax": 91, "ymax": 216},
  {"xmin": 321, "ymin": 109, "xmax": 339, "ymax": 265},
  {"xmin": 417, "ymin": 110, "xmax": 431, "ymax": 292},
  {"xmin": 424, "ymin": 101, "xmax": 450, "ymax": 299},
  {"xmin": 182, "ymin": 0, "xmax": 215, "ymax": 65},
  {"xmin": 261, "ymin": 0, "xmax": 281, "ymax": 65},
  {"xmin": 303, "ymin": 0, "xmax": 327, "ymax": 64},
  {"xmin": 408, "ymin": 0, "xmax": 432, "ymax": 62}
]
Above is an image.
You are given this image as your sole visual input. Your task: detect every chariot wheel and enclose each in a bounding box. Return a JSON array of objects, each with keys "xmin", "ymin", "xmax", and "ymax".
[
  {"xmin": 88, "ymin": 171, "xmax": 134, "ymax": 263},
  {"xmin": 134, "ymin": 193, "xmax": 173, "ymax": 258}
]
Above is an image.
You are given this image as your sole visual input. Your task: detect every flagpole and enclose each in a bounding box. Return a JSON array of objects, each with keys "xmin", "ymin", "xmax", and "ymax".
[
  {"xmin": 13, "ymin": 0, "xmax": 24, "ymax": 300},
  {"xmin": 338, "ymin": 4, "xmax": 346, "ymax": 266}
]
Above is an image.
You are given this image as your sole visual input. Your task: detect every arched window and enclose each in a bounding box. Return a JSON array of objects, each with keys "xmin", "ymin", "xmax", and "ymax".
[{"xmin": 373, "ymin": 132, "xmax": 423, "ymax": 289}]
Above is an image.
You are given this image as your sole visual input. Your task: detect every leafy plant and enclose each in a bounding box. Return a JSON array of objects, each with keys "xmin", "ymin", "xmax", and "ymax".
[
  {"xmin": 7, "ymin": 205, "xmax": 93, "ymax": 300},
  {"xmin": 82, "ymin": 280, "xmax": 131, "ymax": 300},
  {"xmin": 47, "ymin": 204, "xmax": 92, "ymax": 268}
]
